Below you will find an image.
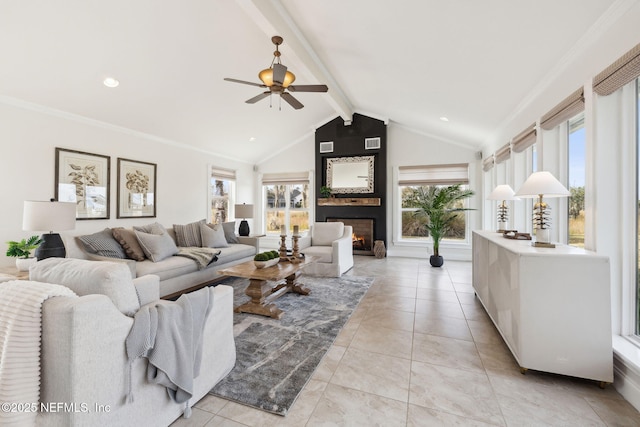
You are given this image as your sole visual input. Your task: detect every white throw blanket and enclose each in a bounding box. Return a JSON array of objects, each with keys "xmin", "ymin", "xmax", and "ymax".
[
  {"xmin": 0, "ymin": 280, "xmax": 77, "ymax": 426},
  {"xmin": 125, "ymin": 286, "xmax": 215, "ymax": 418}
]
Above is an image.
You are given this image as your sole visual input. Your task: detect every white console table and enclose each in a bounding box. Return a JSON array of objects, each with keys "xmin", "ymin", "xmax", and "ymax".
[{"xmin": 472, "ymin": 230, "xmax": 613, "ymax": 384}]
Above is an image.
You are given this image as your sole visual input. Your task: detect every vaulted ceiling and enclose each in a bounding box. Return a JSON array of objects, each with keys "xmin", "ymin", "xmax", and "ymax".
[{"xmin": 0, "ymin": 0, "xmax": 619, "ymax": 163}]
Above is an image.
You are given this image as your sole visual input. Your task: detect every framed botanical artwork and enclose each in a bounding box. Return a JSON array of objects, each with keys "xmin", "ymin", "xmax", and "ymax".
[
  {"xmin": 55, "ymin": 148, "xmax": 110, "ymax": 220},
  {"xmin": 117, "ymin": 158, "xmax": 157, "ymax": 218}
]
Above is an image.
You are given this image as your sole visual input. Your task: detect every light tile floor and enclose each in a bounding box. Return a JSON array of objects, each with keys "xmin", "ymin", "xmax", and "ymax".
[{"xmin": 171, "ymin": 256, "xmax": 640, "ymax": 427}]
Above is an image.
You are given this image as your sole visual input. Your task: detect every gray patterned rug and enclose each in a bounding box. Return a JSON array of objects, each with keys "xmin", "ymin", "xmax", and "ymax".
[{"xmin": 209, "ymin": 274, "xmax": 373, "ymax": 416}]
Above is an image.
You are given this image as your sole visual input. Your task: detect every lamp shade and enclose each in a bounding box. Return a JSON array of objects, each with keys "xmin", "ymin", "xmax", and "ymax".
[
  {"xmin": 23, "ymin": 200, "xmax": 76, "ymax": 232},
  {"xmin": 515, "ymin": 171, "xmax": 570, "ymax": 198},
  {"xmin": 234, "ymin": 203, "xmax": 254, "ymax": 219},
  {"xmin": 487, "ymin": 185, "xmax": 520, "ymax": 201},
  {"xmin": 259, "ymin": 68, "xmax": 295, "ymax": 88}
]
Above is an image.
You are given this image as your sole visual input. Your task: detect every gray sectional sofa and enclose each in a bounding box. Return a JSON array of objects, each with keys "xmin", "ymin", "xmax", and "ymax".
[{"xmin": 63, "ymin": 221, "xmax": 259, "ymax": 298}]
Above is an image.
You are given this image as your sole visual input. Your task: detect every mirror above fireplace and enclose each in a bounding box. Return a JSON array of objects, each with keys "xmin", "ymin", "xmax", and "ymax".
[{"xmin": 326, "ymin": 155, "xmax": 374, "ymax": 194}]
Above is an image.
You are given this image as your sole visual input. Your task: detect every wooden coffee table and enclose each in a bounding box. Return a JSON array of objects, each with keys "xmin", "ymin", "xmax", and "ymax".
[{"xmin": 218, "ymin": 257, "xmax": 314, "ymax": 319}]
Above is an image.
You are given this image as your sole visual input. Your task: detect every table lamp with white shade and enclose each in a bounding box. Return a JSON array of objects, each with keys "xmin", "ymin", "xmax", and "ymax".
[
  {"xmin": 234, "ymin": 203, "xmax": 254, "ymax": 236},
  {"xmin": 23, "ymin": 199, "xmax": 76, "ymax": 260},
  {"xmin": 515, "ymin": 171, "xmax": 570, "ymax": 248},
  {"xmin": 487, "ymin": 184, "xmax": 520, "ymax": 232}
]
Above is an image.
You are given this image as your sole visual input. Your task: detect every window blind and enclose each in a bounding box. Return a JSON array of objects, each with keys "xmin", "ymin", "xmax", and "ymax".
[
  {"xmin": 511, "ymin": 124, "xmax": 537, "ymax": 153},
  {"xmin": 593, "ymin": 42, "xmax": 640, "ymax": 96},
  {"xmin": 262, "ymin": 171, "xmax": 310, "ymax": 185},
  {"xmin": 495, "ymin": 143, "xmax": 511, "ymax": 164},
  {"xmin": 210, "ymin": 167, "xmax": 235, "ymax": 180},
  {"xmin": 398, "ymin": 163, "xmax": 469, "ymax": 186},
  {"xmin": 540, "ymin": 88, "xmax": 584, "ymax": 130},
  {"xmin": 482, "ymin": 155, "xmax": 495, "ymax": 172}
]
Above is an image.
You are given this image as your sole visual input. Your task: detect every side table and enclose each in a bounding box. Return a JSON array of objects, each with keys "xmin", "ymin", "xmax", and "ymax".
[{"xmin": 0, "ymin": 265, "xmax": 30, "ymax": 280}]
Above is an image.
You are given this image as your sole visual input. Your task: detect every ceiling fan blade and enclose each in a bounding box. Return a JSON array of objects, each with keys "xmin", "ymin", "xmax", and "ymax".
[
  {"xmin": 245, "ymin": 92, "xmax": 271, "ymax": 104},
  {"xmin": 281, "ymin": 92, "xmax": 304, "ymax": 110},
  {"xmin": 288, "ymin": 84, "xmax": 328, "ymax": 93},
  {"xmin": 272, "ymin": 63, "xmax": 287, "ymax": 85},
  {"xmin": 224, "ymin": 78, "xmax": 266, "ymax": 88}
]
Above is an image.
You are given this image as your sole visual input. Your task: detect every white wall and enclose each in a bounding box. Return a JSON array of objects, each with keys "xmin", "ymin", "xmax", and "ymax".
[{"xmin": 0, "ymin": 101, "xmax": 254, "ymax": 267}]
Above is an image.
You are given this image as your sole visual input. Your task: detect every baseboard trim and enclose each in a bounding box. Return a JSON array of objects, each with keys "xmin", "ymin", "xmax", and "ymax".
[{"xmin": 613, "ymin": 336, "xmax": 640, "ymax": 412}]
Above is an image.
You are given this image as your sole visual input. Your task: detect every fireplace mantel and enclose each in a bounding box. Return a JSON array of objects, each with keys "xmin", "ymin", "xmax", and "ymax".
[{"xmin": 317, "ymin": 197, "xmax": 381, "ymax": 207}]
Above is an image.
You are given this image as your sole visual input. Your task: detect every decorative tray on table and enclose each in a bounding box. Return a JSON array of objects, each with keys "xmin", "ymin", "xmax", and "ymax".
[{"xmin": 502, "ymin": 230, "xmax": 532, "ymax": 240}]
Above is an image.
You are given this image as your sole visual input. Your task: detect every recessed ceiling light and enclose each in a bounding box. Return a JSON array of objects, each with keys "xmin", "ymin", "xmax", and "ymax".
[
  {"xmin": 103, "ymin": 77, "xmax": 119, "ymax": 88},
  {"xmin": 440, "ymin": 117, "xmax": 449, "ymax": 122},
  {"xmin": 249, "ymin": 137, "xmax": 256, "ymax": 142}
]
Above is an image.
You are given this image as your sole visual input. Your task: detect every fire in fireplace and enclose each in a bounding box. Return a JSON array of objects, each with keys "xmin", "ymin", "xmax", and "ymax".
[{"xmin": 328, "ymin": 218, "xmax": 374, "ymax": 255}]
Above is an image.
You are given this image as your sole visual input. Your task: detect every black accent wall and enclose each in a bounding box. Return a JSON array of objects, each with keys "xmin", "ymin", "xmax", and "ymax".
[{"xmin": 315, "ymin": 113, "xmax": 387, "ymax": 247}]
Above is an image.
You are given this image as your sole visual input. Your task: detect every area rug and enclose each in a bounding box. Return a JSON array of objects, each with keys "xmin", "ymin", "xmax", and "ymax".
[{"xmin": 209, "ymin": 274, "xmax": 373, "ymax": 416}]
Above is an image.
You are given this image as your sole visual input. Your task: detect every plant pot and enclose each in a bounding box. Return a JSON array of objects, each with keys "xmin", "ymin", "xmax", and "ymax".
[
  {"xmin": 429, "ymin": 255, "xmax": 444, "ymax": 268},
  {"xmin": 16, "ymin": 257, "xmax": 37, "ymax": 272},
  {"xmin": 254, "ymin": 258, "xmax": 280, "ymax": 269}
]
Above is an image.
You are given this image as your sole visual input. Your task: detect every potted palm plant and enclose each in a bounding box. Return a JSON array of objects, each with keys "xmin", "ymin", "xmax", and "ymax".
[
  {"xmin": 406, "ymin": 184, "xmax": 475, "ymax": 267},
  {"xmin": 6, "ymin": 235, "xmax": 43, "ymax": 271}
]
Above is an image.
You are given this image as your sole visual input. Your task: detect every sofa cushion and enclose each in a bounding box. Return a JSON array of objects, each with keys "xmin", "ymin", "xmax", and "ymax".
[
  {"xmin": 202, "ymin": 223, "xmax": 228, "ymax": 248},
  {"xmin": 216, "ymin": 244, "xmax": 256, "ymax": 264},
  {"xmin": 134, "ymin": 230, "xmax": 178, "ymax": 262},
  {"xmin": 30, "ymin": 257, "xmax": 140, "ymax": 316},
  {"xmin": 135, "ymin": 256, "xmax": 197, "ymax": 281},
  {"xmin": 222, "ymin": 222, "xmax": 239, "ymax": 244},
  {"xmin": 174, "ymin": 219, "xmax": 205, "ymax": 247},
  {"xmin": 300, "ymin": 246, "xmax": 333, "ymax": 263},
  {"xmin": 112, "ymin": 227, "xmax": 146, "ymax": 261},
  {"xmin": 78, "ymin": 228, "xmax": 127, "ymax": 259},
  {"xmin": 311, "ymin": 222, "xmax": 345, "ymax": 246}
]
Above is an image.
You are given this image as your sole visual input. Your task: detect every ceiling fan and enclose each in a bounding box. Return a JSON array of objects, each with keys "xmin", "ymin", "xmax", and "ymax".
[{"xmin": 224, "ymin": 35, "xmax": 328, "ymax": 110}]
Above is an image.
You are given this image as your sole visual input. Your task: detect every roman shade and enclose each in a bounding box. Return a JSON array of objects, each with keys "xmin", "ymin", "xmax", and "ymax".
[
  {"xmin": 210, "ymin": 167, "xmax": 236, "ymax": 180},
  {"xmin": 540, "ymin": 88, "xmax": 584, "ymax": 130},
  {"xmin": 495, "ymin": 143, "xmax": 511, "ymax": 164},
  {"xmin": 511, "ymin": 124, "xmax": 537, "ymax": 153},
  {"xmin": 593, "ymin": 42, "xmax": 640, "ymax": 96},
  {"xmin": 398, "ymin": 163, "xmax": 469, "ymax": 186},
  {"xmin": 261, "ymin": 171, "xmax": 310, "ymax": 185},
  {"xmin": 482, "ymin": 155, "xmax": 495, "ymax": 172}
]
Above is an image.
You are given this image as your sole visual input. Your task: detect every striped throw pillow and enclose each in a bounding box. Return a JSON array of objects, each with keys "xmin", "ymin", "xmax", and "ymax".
[
  {"xmin": 78, "ymin": 228, "xmax": 127, "ymax": 259},
  {"xmin": 173, "ymin": 219, "xmax": 205, "ymax": 247}
]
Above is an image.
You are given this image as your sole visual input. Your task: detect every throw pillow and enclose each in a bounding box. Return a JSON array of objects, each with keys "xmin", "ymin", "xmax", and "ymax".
[
  {"xmin": 133, "ymin": 222, "xmax": 167, "ymax": 235},
  {"xmin": 112, "ymin": 227, "xmax": 146, "ymax": 261},
  {"xmin": 222, "ymin": 221, "xmax": 239, "ymax": 244},
  {"xmin": 78, "ymin": 228, "xmax": 127, "ymax": 259},
  {"xmin": 174, "ymin": 219, "xmax": 205, "ymax": 247},
  {"xmin": 134, "ymin": 229, "xmax": 178, "ymax": 262},
  {"xmin": 201, "ymin": 222, "xmax": 228, "ymax": 248}
]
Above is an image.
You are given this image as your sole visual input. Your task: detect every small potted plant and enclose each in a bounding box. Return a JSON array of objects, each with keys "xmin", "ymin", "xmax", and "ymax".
[
  {"xmin": 6, "ymin": 235, "xmax": 44, "ymax": 271},
  {"xmin": 254, "ymin": 250, "xmax": 280, "ymax": 269},
  {"xmin": 319, "ymin": 186, "xmax": 333, "ymax": 198}
]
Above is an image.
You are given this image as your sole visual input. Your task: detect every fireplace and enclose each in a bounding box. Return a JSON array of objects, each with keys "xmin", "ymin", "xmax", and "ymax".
[{"xmin": 328, "ymin": 218, "xmax": 374, "ymax": 255}]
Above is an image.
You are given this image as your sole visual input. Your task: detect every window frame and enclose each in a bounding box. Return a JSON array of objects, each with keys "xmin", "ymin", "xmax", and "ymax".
[
  {"xmin": 395, "ymin": 164, "xmax": 472, "ymax": 247},
  {"xmin": 262, "ymin": 182, "xmax": 311, "ymax": 235},
  {"xmin": 566, "ymin": 112, "xmax": 586, "ymax": 248}
]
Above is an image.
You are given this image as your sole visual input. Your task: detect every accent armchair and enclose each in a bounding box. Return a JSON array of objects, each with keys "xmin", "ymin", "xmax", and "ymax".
[{"xmin": 298, "ymin": 222, "xmax": 354, "ymax": 277}]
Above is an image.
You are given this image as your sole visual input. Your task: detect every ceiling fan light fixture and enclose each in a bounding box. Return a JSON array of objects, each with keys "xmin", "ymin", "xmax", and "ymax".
[{"xmin": 258, "ymin": 68, "xmax": 295, "ymax": 88}]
